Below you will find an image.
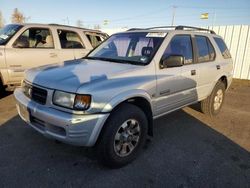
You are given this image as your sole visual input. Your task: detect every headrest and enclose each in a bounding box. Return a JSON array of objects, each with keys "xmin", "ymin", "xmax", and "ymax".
[{"xmin": 46, "ymin": 35, "xmax": 53, "ymax": 43}]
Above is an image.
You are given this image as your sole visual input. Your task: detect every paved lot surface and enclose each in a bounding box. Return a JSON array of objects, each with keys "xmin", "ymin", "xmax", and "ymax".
[{"xmin": 0, "ymin": 80, "xmax": 249, "ymax": 188}]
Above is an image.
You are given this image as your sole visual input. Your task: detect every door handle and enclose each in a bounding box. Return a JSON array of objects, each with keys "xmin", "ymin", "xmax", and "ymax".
[
  {"xmin": 160, "ymin": 89, "xmax": 171, "ymax": 96},
  {"xmin": 191, "ymin": 70, "xmax": 196, "ymax": 76},
  {"xmin": 9, "ymin": 65, "xmax": 22, "ymax": 67},
  {"xmin": 216, "ymin": 65, "xmax": 221, "ymax": 70},
  {"xmin": 49, "ymin": 53, "xmax": 57, "ymax": 58}
]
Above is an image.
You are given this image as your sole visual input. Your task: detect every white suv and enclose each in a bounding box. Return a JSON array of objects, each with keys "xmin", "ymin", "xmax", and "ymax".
[{"xmin": 0, "ymin": 23, "xmax": 108, "ymax": 92}]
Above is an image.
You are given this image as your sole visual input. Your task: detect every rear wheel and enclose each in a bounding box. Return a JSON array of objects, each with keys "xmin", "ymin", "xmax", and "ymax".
[
  {"xmin": 201, "ymin": 81, "xmax": 226, "ymax": 116},
  {"xmin": 96, "ymin": 103, "xmax": 148, "ymax": 168}
]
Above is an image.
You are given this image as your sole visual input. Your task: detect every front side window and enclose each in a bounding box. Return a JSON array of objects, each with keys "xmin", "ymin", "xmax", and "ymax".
[
  {"xmin": 58, "ymin": 30, "xmax": 85, "ymax": 49},
  {"xmin": 0, "ymin": 24, "xmax": 23, "ymax": 45},
  {"xmin": 13, "ymin": 27, "xmax": 54, "ymax": 48},
  {"xmin": 86, "ymin": 32, "xmax": 165, "ymax": 65},
  {"xmin": 162, "ymin": 35, "xmax": 193, "ymax": 64},
  {"xmin": 195, "ymin": 36, "xmax": 215, "ymax": 63},
  {"xmin": 214, "ymin": 37, "xmax": 231, "ymax": 59}
]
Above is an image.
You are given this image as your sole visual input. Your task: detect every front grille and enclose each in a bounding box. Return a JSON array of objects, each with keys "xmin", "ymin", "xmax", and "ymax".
[
  {"xmin": 31, "ymin": 86, "xmax": 47, "ymax": 104},
  {"xmin": 23, "ymin": 82, "xmax": 47, "ymax": 105}
]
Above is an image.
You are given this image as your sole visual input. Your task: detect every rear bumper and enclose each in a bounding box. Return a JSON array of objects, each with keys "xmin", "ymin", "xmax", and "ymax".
[{"xmin": 14, "ymin": 88, "xmax": 109, "ymax": 146}]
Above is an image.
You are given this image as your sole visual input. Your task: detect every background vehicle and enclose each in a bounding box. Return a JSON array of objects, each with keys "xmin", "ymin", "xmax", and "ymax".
[
  {"xmin": 0, "ymin": 23, "xmax": 108, "ymax": 92},
  {"xmin": 14, "ymin": 25, "xmax": 233, "ymax": 168}
]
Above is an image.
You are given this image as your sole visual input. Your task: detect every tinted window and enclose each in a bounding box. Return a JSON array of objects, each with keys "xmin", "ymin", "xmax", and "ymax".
[
  {"xmin": 57, "ymin": 30, "xmax": 84, "ymax": 49},
  {"xmin": 214, "ymin": 37, "xmax": 231, "ymax": 59},
  {"xmin": 86, "ymin": 34, "xmax": 103, "ymax": 48},
  {"xmin": 208, "ymin": 39, "xmax": 216, "ymax": 60},
  {"xmin": 163, "ymin": 35, "xmax": 193, "ymax": 64},
  {"xmin": 195, "ymin": 36, "xmax": 215, "ymax": 62},
  {"xmin": 13, "ymin": 28, "xmax": 54, "ymax": 48}
]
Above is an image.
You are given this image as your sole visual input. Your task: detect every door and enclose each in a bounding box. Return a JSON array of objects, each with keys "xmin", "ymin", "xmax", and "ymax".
[
  {"xmin": 57, "ymin": 29, "xmax": 89, "ymax": 60},
  {"xmin": 5, "ymin": 27, "xmax": 60, "ymax": 83},
  {"xmin": 155, "ymin": 35, "xmax": 197, "ymax": 116},
  {"xmin": 193, "ymin": 35, "xmax": 217, "ymax": 99}
]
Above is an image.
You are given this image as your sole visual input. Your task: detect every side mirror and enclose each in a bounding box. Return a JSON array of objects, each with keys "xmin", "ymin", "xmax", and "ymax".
[{"xmin": 160, "ymin": 55, "xmax": 184, "ymax": 68}]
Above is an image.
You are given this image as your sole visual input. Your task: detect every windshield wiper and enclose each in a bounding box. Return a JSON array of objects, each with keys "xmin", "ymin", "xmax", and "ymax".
[
  {"xmin": 110, "ymin": 58, "xmax": 142, "ymax": 65},
  {"xmin": 84, "ymin": 56, "xmax": 143, "ymax": 65},
  {"xmin": 83, "ymin": 56, "xmax": 112, "ymax": 62}
]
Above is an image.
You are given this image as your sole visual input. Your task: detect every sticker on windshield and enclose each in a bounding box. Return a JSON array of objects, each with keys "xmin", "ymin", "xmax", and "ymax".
[
  {"xmin": 0, "ymin": 34, "xmax": 8, "ymax": 40},
  {"xmin": 146, "ymin": 33, "xmax": 166, "ymax": 38}
]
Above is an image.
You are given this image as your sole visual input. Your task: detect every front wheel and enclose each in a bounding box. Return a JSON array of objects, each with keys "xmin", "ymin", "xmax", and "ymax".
[
  {"xmin": 201, "ymin": 81, "xmax": 226, "ymax": 116},
  {"xmin": 96, "ymin": 103, "xmax": 148, "ymax": 168},
  {"xmin": 0, "ymin": 79, "xmax": 6, "ymax": 97}
]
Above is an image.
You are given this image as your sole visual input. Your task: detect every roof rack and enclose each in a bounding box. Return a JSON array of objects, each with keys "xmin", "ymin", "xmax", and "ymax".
[
  {"xmin": 127, "ymin": 26, "xmax": 175, "ymax": 31},
  {"xmin": 48, "ymin": 23, "xmax": 102, "ymax": 32},
  {"xmin": 146, "ymin": 26, "xmax": 176, "ymax": 30},
  {"xmin": 127, "ymin": 25, "xmax": 216, "ymax": 34},
  {"xmin": 127, "ymin": 28, "xmax": 145, "ymax": 31},
  {"xmin": 175, "ymin": 25, "xmax": 216, "ymax": 34}
]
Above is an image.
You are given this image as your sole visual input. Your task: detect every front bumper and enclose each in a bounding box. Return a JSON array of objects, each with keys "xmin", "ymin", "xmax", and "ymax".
[{"xmin": 14, "ymin": 88, "xmax": 109, "ymax": 146}]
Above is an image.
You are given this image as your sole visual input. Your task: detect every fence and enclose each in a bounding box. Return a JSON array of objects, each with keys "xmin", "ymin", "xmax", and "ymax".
[{"xmin": 207, "ymin": 25, "xmax": 250, "ymax": 80}]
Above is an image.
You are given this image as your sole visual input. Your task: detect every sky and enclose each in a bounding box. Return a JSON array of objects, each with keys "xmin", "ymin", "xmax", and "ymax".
[{"xmin": 0, "ymin": 0, "xmax": 250, "ymax": 29}]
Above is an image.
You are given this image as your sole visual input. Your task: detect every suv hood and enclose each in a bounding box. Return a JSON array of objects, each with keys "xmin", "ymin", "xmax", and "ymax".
[{"xmin": 25, "ymin": 59, "xmax": 139, "ymax": 93}]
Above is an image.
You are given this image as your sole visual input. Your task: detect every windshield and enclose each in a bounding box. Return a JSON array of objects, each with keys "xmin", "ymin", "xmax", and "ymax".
[
  {"xmin": 0, "ymin": 24, "xmax": 23, "ymax": 45},
  {"xmin": 86, "ymin": 32, "xmax": 166, "ymax": 65}
]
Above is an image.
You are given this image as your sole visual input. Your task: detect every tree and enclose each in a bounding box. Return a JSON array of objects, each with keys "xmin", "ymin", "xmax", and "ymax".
[
  {"xmin": 76, "ymin": 20, "xmax": 83, "ymax": 28},
  {"xmin": 0, "ymin": 11, "xmax": 4, "ymax": 28},
  {"xmin": 11, "ymin": 8, "xmax": 25, "ymax": 23}
]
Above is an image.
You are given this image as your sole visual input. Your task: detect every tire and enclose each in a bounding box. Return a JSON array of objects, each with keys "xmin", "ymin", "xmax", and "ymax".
[
  {"xmin": 96, "ymin": 103, "xmax": 148, "ymax": 168},
  {"xmin": 0, "ymin": 78, "xmax": 5, "ymax": 96},
  {"xmin": 201, "ymin": 81, "xmax": 226, "ymax": 117}
]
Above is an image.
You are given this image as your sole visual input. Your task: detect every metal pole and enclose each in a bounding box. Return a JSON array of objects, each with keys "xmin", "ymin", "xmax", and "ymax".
[
  {"xmin": 66, "ymin": 17, "xmax": 69, "ymax": 25},
  {"xmin": 171, "ymin": 6, "xmax": 177, "ymax": 26},
  {"xmin": 212, "ymin": 11, "xmax": 216, "ymax": 27}
]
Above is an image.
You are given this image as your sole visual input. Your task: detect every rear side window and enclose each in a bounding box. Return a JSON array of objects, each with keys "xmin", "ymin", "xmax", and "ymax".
[
  {"xmin": 86, "ymin": 33, "xmax": 103, "ymax": 48},
  {"xmin": 57, "ymin": 30, "xmax": 85, "ymax": 49},
  {"xmin": 195, "ymin": 36, "xmax": 215, "ymax": 63},
  {"xmin": 214, "ymin": 37, "xmax": 231, "ymax": 59},
  {"xmin": 163, "ymin": 35, "xmax": 193, "ymax": 64}
]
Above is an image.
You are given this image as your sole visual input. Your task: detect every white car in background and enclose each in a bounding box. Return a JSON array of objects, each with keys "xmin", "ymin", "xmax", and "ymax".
[{"xmin": 0, "ymin": 23, "xmax": 108, "ymax": 92}]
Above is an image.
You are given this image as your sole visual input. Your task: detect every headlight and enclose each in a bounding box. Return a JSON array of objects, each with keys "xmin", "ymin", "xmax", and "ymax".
[
  {"xmin": 53, "ymin": 91, "xmax": 75, "ymax": 108},
  {"xmin": 53, "ymin": 90, "xmax": 91, "ymax": 110}
]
